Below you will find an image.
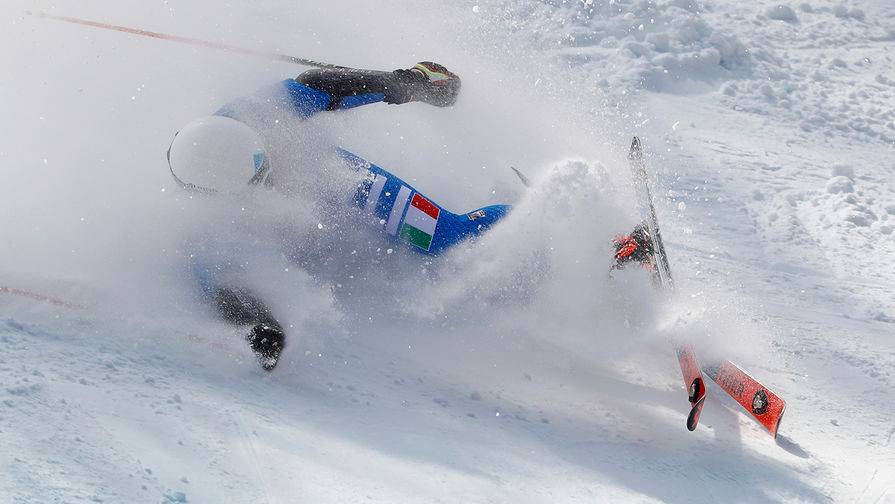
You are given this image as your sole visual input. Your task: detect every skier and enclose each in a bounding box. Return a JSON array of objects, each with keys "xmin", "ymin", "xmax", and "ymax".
[{"xmin": 167, "ymin": 62, "xmax": 652, "ymax": 370}]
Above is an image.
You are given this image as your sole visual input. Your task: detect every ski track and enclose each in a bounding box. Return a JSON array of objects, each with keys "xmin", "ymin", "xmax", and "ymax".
[{"xmin": 3, "ymin": 0, "xmax": 895, "ymax": 502}]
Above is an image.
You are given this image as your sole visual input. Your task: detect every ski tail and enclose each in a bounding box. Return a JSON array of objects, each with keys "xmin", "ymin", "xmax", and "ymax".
[
  {"xmin": 676, "ymin": 344, "xmax": 706, "ymax": 431},
  {"xmin": 703, "ymin": 360, "xmax": 786, "ymax": 437}
]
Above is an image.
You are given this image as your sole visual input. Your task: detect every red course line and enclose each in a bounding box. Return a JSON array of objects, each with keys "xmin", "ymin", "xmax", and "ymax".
[
  {"xmin": 0, "ymin": 286, "xmax": 84, "ymax": 310},
  {"xmin": 25, "ymin": 11, "xmax": 345, "ymax": 69}
]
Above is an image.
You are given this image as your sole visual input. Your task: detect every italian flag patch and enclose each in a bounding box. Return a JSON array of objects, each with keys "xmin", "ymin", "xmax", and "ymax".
[{"xmin": 400, "ymin": 193, "xmax": 440, "ymax": 251}]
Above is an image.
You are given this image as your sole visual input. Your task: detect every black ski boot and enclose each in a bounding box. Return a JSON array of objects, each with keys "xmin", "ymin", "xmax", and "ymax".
[{"xmin": 247, "ymin": 323, "xmax": 285, "ymax": 371}]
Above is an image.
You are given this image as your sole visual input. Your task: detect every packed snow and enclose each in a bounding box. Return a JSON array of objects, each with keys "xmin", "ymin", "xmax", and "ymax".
[{"xmin": 1, "ymin": 0, "xmax": 894, "ymax": 502}]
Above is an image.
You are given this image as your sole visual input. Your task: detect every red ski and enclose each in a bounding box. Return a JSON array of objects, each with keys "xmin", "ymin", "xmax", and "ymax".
[
  {"xmin": 677, "ymin": 344, "xmax": 706, "ymax": 431},
  {"xmin": 626, "ymin": 137, "xmax": 786, "ymax": 437},
  {"xmin": 703, "ymin": 360, "xmax": 786, "ymax": 437},
  {"xmin": 627, "ymin": 137, "xmax": 709, "ymax": 431}
]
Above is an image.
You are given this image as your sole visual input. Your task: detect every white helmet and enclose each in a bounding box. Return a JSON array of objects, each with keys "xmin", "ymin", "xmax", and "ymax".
[{"xmin": 167, "ymin": 115, "xmax": 270, "ymax": 194}]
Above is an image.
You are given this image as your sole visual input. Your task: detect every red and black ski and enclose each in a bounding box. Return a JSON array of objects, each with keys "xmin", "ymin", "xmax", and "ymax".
[
  {"xmin": 627, "ymin": 137, "xmax": 785, "ymax": 437},
  {"xmin": 677, "ymin": 344, "xmax": 707, "ymax": 431},
  {"xmin": 703, "ymin": 360, "xmax": 786, "ymax": 437},
  {"xmin": 628, "ymin": 137, "xmax": 708, "ymax": 431}
]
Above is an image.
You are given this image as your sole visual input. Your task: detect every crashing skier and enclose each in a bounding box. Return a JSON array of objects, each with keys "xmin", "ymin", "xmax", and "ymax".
[{"xmin": 166, "ymin": 62, "xmax": 653, "ymax": 370}]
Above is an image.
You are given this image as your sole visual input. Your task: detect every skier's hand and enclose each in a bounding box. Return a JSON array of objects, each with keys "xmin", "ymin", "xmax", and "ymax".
[{"xmin": 394, "ymin": 62, "xmax": 461, "ymax": 107}]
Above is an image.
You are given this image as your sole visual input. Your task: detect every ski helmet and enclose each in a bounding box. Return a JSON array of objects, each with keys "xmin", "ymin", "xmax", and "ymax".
[{"xmin": 167, "ymin": 116, "xmax": 270, "ymax": 194}]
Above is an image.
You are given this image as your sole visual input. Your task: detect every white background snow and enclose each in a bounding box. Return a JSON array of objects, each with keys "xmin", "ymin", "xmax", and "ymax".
[{"xmin": 2, "ymin": 0, "xmax": 894, "ymax": 502}]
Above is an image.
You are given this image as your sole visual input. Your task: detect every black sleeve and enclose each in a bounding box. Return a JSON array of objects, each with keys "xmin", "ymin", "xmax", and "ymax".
[{"xmin": 297, "ymin": 67, "xmax": 426, "ymax": 109}]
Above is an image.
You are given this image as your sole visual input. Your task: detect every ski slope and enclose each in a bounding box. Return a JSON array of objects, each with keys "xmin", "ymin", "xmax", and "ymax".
[{"xmin": 2, "ymin": 0, "xmax": 894, "ymax": 502}]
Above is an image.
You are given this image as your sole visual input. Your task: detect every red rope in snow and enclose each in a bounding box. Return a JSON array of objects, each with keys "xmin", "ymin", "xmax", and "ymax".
[
  {"xmin": 25, "ymin": 11, "xmax": 347, "ymax": 69},
  {"xmin": 0, "ymin": 286, "xmax": 84, "ymax": 310}
]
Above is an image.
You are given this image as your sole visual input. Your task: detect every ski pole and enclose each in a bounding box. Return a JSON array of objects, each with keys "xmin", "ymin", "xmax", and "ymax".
[{"xmin": 25, "ymin": 11, "xmax": 347, "ymax": 69}]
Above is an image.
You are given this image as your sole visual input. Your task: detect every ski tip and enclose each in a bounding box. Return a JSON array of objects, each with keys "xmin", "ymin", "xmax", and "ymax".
[{"xmin": 510, "ymin": 166, "xmax": 531, "ymax": 188}]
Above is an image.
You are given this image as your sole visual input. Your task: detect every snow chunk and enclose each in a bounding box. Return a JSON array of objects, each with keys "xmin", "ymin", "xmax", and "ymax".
[
  {"xmin": 833, "ymin": 5, "xmax": 849, "ymax": 18},
  {"xmin": 646, "ymin": 32, "xmax": 671, "ymax": 53},
  {"xmin": 825, "ymin": 176, "xmax": 854, "ymax": 194},
  {"xmin": 164, "ymin": 491, "xmax": 188, "ymax": 503},
  {"xmin": 830, "ymin": 163, "xmax": 854, "ymax": 180},
  {"xmin": 709, "ymin": 31, "xmax": 749, "ymax": 70},
  {"xmin": 829, "ymin": 58, "xmax": 848, "ymax": 69},
  {"xmin": 765, "ymin": 5, "xmax": 798, "ymax": 22},
  {"xmin": 833, "ymin": 5, "xmax": 864, "ymax": 20},
  {"xmin": 846, "ymin": 212, "xmax": 875, "ymax": 227},
  {"xmin": 809, "ymin": 70, "xmax": 827, "ymax": 82}
]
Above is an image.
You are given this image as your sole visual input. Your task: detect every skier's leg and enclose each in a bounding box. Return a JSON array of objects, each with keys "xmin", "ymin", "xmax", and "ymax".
[
  {"xmin": 191, "ymin": 253, "xmax": 286, "ymax": 370},
  {"xmin": 210, "ymin": 286, "xmax": 285, "ymax": 371},
  {"xmin": 211, "ymin": 286, "xmax": 280, "ymax": 328}
]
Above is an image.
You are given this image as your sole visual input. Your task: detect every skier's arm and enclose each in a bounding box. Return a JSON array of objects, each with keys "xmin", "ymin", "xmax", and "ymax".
[{"xmin": 286, "ymin": 62, "xmax": 460, "ymax": 117}]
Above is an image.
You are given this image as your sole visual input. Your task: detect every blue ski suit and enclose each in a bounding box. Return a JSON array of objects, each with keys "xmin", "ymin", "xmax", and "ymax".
[
  {"xmin": 216, "ymin": 73, "xmax": 512, "ymax": 256},
  {"xmin": 185, "ymin": 67, "xmax": 513, "ymax": 337}
]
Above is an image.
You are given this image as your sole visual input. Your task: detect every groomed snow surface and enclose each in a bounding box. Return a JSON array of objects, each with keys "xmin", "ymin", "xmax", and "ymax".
[{"xmin": 2, "ymin": 0, "xmax": 894, "ymax": 502}]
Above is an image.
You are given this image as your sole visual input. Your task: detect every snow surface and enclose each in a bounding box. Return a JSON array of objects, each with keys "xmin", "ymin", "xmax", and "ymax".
[{"xmin": 2, "ymin": 0, "xmax": 894, "ymax": 502}]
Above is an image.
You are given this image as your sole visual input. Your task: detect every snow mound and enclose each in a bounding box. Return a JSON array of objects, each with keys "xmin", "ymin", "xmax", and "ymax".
[
  {"xmin": 490, "ymin": 0, "xmax": 895, "ymax": 144},
  {"xmin": 785, "ymin": 169, "xmax": 895, "ymax": 282},
  {"xmin": 825, "ymin": 175, "xmax": 854, "ymax": 194},
  {"xmin": 712, "ymin": 1, "xmax": 895, "ymax": 144},
  {"xmin": 483, "ymin": 0, "xmax": 750, "ymax": 93}
]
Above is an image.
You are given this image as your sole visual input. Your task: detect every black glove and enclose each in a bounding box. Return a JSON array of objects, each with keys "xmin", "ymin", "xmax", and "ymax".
[{"xmin": 397, "ymin": 62, "xmax": 461, "ymax": 107}]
